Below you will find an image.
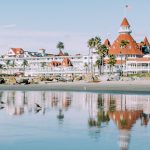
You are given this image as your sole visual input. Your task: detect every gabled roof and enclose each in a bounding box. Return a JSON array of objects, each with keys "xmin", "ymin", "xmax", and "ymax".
[
  {"xmin": 62, "ymin": 57, "xmax": 73, "ymax": 67},
  {"xmin": 109, "ymin": 34, "xmax": 143, "ymax": 55},
  {"xmin": 104, "ymin": 39, "xmax": 111, "ymax": 48},
  {"xmin": 121, "ymin": 17, "xmax": 130, "ymax": 26},
  {"xmin": 144, "ymin": 37, "xmax": 150, "ymax": 46},
  {"xmin": 49, "ymin": 61, "xmax": 61, "ymax": 67},
  {"xmin": 10, "ymin": 48, "xmax": 24, "ymax": 55}
]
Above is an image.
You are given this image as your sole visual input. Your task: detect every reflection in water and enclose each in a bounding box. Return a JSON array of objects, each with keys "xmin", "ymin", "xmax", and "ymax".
[{"xmin": 0, "ymin": 91, "xmax": 150, "ymax": 149}]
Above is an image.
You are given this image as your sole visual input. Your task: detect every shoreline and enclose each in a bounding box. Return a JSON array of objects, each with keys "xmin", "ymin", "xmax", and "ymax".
[{"xmin": 1, "ymin": 80, "xmax": 150, "ymax": 94}]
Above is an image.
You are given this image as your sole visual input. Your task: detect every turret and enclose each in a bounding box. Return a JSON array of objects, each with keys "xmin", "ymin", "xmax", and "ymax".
[{"xmin": 119, "ymin": 18, "xmax": 132, "ymax": 34}]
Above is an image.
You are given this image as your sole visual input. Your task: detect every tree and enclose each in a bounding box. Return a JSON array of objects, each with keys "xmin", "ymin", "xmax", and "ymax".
[
  {"xmin": 6, "ymin": 60, "xmax": 11, "ymax": 68},
  {"xmin": 10, "ymin": 60, "xmax": 16, "ymax": 75},
  {"xmin": 84, "ymin": 63, "xmax": 88, "ymax": 74},
  {"xmin": 5, "ymin": 60, "xmax": 11, "ymax": 75},
  {"xmin": 40, "ymin": 62, "xmax": 46, "ymax": 68},
  {"xmin": 95, "ymin": 58, "xmax": 101, "ymax": 75},
  {"xmin": 11, "ymin": 60, "xmax": 16, "ymax": 67},
  {"xmin": 108, "ymin": 54, "xmax": 117, "ymax": 74},
  {"xmin": 57, "ymin": 42, "xmax": 64, "ymax": 53},
  {"xmin": 88, "ymin": 38, "xmax": 95, "ymax": 74},
  {"xmin": 93, "ymin": 64, "xmax": 97, "ymax": 75},
  {"xmin": 96, "ymin": 44, "xmax": 108, "ymax": 75},
  {"xmin": 120, "ymin": 40, "xmax": 129, "ymax": 76},
  {"xmin": 22, "ymin": 59, "xmax": 28, "ymax": 72},
  {"xmin": 64, "ymin": 52, "xmax": 69, "ymax": 56},
  {"xmin": 87, "ymin": 36, "xmax": 101, "ymax": 75}
]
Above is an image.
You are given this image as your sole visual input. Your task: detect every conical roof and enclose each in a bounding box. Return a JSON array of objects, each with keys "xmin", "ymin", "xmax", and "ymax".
[
  {"xmin": 104, "ymin": 39, "xmax": 111, "ymax": 48},
  {"xmin": 121, "ymin": 17, "xmax": 130, "ymax": 26},
  {"xmin": 144, "ymin": 36, "xmax": 150, "ymax": 46}
]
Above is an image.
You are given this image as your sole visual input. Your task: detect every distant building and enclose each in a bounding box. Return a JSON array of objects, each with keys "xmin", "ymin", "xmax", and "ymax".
[
  {"xmin": 7, "ymin": 48, "xmax": 24, "ymax": 57},
  {"xmin": 104, "ymin": 38, "xmax": 111, "ymax": 49},
  {"xmin": 141, "ymin": 37, "xmax": 150, "ymax": 54}
]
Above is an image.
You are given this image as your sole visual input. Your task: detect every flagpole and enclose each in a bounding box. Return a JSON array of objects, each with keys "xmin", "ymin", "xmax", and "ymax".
[{"xmin": 124, "ymin": 5, "xmax": 128, "ymax": 17}]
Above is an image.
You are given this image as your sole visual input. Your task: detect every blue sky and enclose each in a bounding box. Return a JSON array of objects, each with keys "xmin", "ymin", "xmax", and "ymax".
[{"xmin": 0, "ymin": 0, "xmax": 149, "ymax": 55}]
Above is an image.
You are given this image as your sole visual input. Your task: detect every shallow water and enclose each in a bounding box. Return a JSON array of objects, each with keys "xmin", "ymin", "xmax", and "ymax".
[{"xmin": 0, "ymin": 91, "xmax": 150, "ymax": 150}]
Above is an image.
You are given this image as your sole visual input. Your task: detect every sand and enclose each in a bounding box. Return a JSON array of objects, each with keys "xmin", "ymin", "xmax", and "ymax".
[{"xmin": 0, "ymin": 80, "xmax": 150, "ymax": 94}]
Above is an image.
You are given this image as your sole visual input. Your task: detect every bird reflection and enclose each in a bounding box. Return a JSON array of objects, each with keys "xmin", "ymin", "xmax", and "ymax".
[
  {"xmin": 0, "ymin": 101, "xmax": 5, "ymax": 105},
  {"xmin": 0, "ymin": 100, "xmax": 5, "ymax": 110},
  {"xmin": 0, "ymin": 106, "xmax": 5, "ymax": 110},
  {"xmin": 34, "ymin": 103, "xmax": 42, "ymax": 113}
]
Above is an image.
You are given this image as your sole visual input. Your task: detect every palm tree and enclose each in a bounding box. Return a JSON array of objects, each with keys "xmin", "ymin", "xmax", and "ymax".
[
  {"xmin": 108, "ymin": 54, "xmax": 117, "ymax": 74},
  {"xmin": 88, "ymin": 38, "xmax": 95, "ymax": 74},
  {"xmin": 57, "ymin": 42, "xmax": 64, "ymax": 54},
  {"xmin": 93, "ymin": 64, "xmax": 97, "ymax": 75},
  {"xmin": 95, "ymin": 58, "xmax": 101, "ymax": 75},
  {"xmin": 11, "ymin": 60, "xmax": 16, "ymax": 67},
  {"xmin": 6, "ymin": 60, "xmax": 11, "ymax": 68},
  {"xmin": 96, "ymin": 44, "xmax": 108, "ymax": 75},
  {"xmin": 64, "ymin": 52, "xmax": 69, "ymax": 56},
  {"xmin": 22, "ymin": 59, "xmax": 28, "ymax": 72},
  {"xmin": 40, "ymin": 62, "xmax": 46, "ymax": 68},
  {"xmin": 120, "ymin": 40, "xmax": 129, "ymax": 76},
  {"xmin": 84, "ymin": 62, "xmax": 88, "ymax": 74},
  {"xmin": 11, "ymin": 60, "xmax": 16, "ymax": 75},
  {"xmin": 5, "ymin": 60, "xmax": 11, "ymax": 75},
  {"xmin": 87, "ymin": 36, "xmax": 101, "ymax": 75}
]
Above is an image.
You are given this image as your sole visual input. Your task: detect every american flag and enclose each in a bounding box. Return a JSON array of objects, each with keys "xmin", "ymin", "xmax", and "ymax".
[{"xmin": 125, "ymin": 5, "xmax": 132, "ymax": 10}]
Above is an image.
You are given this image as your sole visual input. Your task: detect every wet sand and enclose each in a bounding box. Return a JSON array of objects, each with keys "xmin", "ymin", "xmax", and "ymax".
[{"xmin": 0, "ymin": 80, "xmax": 150, "ymax": 94}]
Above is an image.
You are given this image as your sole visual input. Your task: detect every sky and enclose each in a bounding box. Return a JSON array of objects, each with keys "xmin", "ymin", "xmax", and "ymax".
[{"xmin": 0, "ymin": 0, "xmax": 149, "ymax": 55}]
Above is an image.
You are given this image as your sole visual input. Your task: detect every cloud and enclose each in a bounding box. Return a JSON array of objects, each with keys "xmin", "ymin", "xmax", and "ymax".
[{"xmin": 0, "ymin": 24, "xmax": 17, "ymax": 29}]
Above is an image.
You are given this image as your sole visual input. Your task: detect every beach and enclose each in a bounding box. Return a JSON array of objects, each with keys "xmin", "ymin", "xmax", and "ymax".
[{"xmin": 0, "ymin": 80, "xmax": 150, "ymax": 94}]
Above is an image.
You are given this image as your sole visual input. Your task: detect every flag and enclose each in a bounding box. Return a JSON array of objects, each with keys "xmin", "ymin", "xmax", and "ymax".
[
  {"xmin": 125, "ymin": 5, "xmax": 132, "ymax": 10},
  {"xmin": 125, "ymin": 5, "xmax": 128, "ymax": 8}
]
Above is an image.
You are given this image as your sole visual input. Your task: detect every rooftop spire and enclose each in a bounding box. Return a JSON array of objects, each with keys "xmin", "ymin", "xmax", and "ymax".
[
  {"xmin": 119, "ymin": 17, "xmax": 132, "ymax": 34},
  {"xmin": 144, "ymin": 36, "xmax": 150, "ymax": 46},
  {"xmin": 121, "ymin": 17, "xmax": 130, "ymax": 27}
]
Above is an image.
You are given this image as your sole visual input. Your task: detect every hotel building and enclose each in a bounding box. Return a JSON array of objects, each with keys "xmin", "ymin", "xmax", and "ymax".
[{"xmin": 0, "ymin": 18, "xmax": 150, "ymax": 76}]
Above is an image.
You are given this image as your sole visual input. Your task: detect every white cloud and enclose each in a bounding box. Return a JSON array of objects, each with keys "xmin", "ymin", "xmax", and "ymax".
[{"xmin": 0, "ymin": 24, "xmax": 17, "ymax": 29}]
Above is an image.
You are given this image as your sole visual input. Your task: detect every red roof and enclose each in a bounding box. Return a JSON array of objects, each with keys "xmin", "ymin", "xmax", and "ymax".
[
  {"xmin": 11, "ymin": 48, "xmax": 24, "ymax": 55},
  {"xmin": 109, "ymin": 34, "xmax": 143, "ymax": 55},
  {"xmin": 62, "ymin": 57, "xmax": 72, "ymax": 67},
  {"xmin": 121, "ymin": 17, "xmax": 130, "ymax": 26},
  {"xmin": 109, "ymin": 110, "xmax": 142, "ymax": 130},
  {"xmin": 144, "ymin": 37, "xmax": 150, "ymax": 46},
  {"xmin": 104, "ymin": 39, "xmax": 111, "ymax": 48},
  {"xmin": 49, "ymin": 61, "xmax": 61, "ymax": 67}
]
